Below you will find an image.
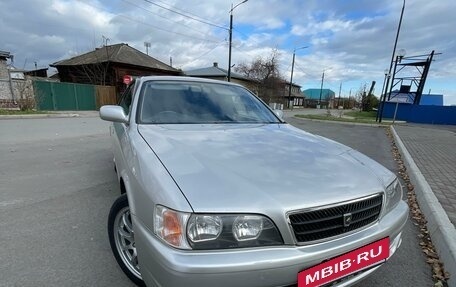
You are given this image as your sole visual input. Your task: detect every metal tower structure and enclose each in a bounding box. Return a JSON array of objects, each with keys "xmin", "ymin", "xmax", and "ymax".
[{"xmin": 387, "ymin": 50, "xmax": 439, "ymax": 105}]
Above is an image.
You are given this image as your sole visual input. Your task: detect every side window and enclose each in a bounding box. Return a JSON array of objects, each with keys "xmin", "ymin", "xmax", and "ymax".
[{"xmin": 119, "ymin": 83, "xmax": 134, "ymax": 114}]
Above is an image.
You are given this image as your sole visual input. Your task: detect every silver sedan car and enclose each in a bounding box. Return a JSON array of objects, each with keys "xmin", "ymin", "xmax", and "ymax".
[{"xmin": 100, "ymin": 76, "xmax": 408, "ymax": 287}]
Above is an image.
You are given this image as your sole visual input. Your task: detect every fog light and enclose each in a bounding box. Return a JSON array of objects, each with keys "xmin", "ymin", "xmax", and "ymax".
[
  {"xmin": 233, "ymin": 215, "xmax": 263, "ymax": 241},
  {"xmin": 385, "ymin": 178, "xmax": 402, "ymax": 213}
]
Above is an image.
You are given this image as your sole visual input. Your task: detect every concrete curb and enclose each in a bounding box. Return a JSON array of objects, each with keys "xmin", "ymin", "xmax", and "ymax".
[
  {"xmin": 391, "ymin": 126, "xmax": 456, "ymax": 287},
  {"xmin": 292, "ymin": 116, "xmax": 391, "ymax": 127},
  {"xmin": 0, "ymin": 113, "xmax": 80, "ymax": 120}
]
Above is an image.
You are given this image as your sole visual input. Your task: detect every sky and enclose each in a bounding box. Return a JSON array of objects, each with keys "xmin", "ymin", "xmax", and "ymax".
[{"xmin": 1, "ymin": 0, "xmax": 456, "ymax": 105}]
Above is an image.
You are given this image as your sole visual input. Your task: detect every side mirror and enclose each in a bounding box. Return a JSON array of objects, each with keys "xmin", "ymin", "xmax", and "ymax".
[
  {"xmin": 274, "ymin": 109, "xmax": 284, "ymax": 120},
  {"xmin": 100, "ymin": 105, "xmax": 129, "ymax": 124}
]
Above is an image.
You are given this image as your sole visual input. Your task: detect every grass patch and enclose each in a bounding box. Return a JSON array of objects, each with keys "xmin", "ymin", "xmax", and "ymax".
[
  {"xmin": 343, "ymin": 111, "xmax": 377, "ymax": 119},
  {"xmin": 0, "ymin": 109, "xmax": 49, "ymax": 115},
  {"xmin": 295, "ymin": 114, "xmax": 389, "ymax": 125}
]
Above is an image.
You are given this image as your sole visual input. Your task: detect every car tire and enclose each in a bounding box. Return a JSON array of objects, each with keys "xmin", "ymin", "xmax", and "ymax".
[{"xmin": 108, "ymin": 194, "xmax": 145, "ymax": 287}]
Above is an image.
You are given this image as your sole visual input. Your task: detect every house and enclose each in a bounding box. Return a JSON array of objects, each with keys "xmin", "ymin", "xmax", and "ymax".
[
  {"xmin": 186, "ymin": 63, "xmax": 305, "ymax": 107},
  {"xmin": 303, "ymin": 88, "xmax": 336, "ymax": 108},
  {"xmin": 51, "ymin": 43, "xmax": 182, "ymax": 96},
  {"xmin": 0, "ymin": 51, "xmax": 34, "ymax": 108},
  {"xmin": 284, "ymin": 82, "xmax": 305, "ymax": 107},
  {"xmin": 185, "ymin": 62, "xmax": 257, "ymax": 91},
  {"xmin": 24, "ymin": 68, "xmax": 48, "ymax": 78},
  {"xmin": 0, "ymin": 50, "xmax": 14, "ymax": 107},
  {"xmin": 267, "ymin": 80, "xmax": 304, "ymax": 108}
]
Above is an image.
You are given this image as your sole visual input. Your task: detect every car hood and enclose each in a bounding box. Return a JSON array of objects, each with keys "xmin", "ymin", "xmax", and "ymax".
[{"xmin": 138, "ymin": 124, "xmax": 395, "ymax": 213}]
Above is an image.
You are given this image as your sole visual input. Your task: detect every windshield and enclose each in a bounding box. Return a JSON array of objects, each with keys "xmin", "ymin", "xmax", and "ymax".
[{"xmin": 138, "ymin": 81, "xmax": 281, "ymax": 124}]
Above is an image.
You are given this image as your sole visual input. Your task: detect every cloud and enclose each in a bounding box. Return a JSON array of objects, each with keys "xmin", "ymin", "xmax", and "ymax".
[{"xmin": 1, "ymin": 0, "xmax": 455, "ymax": 104}]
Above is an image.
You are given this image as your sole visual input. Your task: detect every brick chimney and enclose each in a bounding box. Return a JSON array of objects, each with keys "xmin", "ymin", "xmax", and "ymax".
[{"xmin": 213, "ymin": 62, "xmax": 218, "ymax": 67}]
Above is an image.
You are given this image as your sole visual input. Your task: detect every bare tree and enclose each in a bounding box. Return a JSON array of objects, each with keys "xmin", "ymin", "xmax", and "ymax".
[
  {"xmin": 74, "ymin": 62, "xmax": 108, "ymax": 85},
  {"xmin": 236, "ymin": 49, "xmax": 281, "ymax": 81},
  {"xmin": 14, "ymin": 76, "xmax": 36, "ymax": 110},
  {"xmin": 354, "ymin": 84, "xmax": 366, "ymax": 109},
  {"xmin": 235, "ymin": 49, "xmax": 285, "ymax": 103},
  {"xmin": 68, "ymin": 45, "xmax": 116, "ymax": 86}
]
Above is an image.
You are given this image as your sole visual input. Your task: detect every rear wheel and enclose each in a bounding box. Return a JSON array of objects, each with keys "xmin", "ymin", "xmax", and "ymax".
[{"xmin": 108, "ymin": 194, "xmax": 145, "ymax": 287}]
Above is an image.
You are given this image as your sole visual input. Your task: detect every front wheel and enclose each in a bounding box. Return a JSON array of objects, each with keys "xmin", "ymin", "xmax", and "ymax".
[{"xmin": 108, "ymin": 194, "xmax": 145, "ymax": 286}]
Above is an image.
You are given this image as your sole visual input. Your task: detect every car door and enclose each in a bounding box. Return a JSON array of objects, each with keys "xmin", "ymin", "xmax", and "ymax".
[{"xmin": 112, "ymin": 82, "xmax": 136, "ymax": 181}]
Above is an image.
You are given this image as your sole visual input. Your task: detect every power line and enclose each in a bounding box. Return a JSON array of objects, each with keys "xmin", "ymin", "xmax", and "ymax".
[
  {"xmin": 293, "ymin": 62, "xmax": 308, "ymax": 76},
  {"xmin": 178, "ymin": 41, "xmax": 226, "ymax": 69},
  {"xmin": 121, "ymin": 14, "xmax": 221, "ymax": 43},
  {"xmin": 121, "ymin": 0, "xmax": 222, "ymax": 42},
  {"xmin": 151, "ymin": 0, "xmax": 227, "ymax": 28},
  {"xmin": 231, "ymin": 28, "xmax": 264, "ymax": 47},
  {"xmin": 142, "ymin": 0, "xmax": 228, "ymax": 31},
  {"xmin": 77, "ymin": 0, "xmax": 222, "ymax": 44}
]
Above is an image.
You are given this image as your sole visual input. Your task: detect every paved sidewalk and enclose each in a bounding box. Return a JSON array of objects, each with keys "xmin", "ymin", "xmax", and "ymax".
[
  {"xmin": 394, "ymin": 124, "xmax": 456, "ymax": 225},
  {"xmin": 393, "ymin": 123, "xmax": 456, "ymax": 286},
  {"xmin": 0, "ymin": 110, "xmax": 99, "ymax": 119}
]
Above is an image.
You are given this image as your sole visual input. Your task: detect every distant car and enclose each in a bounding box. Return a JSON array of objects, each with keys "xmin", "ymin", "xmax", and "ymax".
[{"xmin": 100, "ymin": 76, "xmax": 408, "ymax": 287}]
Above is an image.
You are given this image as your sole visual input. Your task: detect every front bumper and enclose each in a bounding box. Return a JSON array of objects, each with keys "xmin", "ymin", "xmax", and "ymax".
[{"xmin": 135, "ymin": 201, "xmax": 408, "ymax": 287}]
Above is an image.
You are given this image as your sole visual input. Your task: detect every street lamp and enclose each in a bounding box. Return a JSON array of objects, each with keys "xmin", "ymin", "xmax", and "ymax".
[
  {"xmin": 288, "ymin": 46, "xmax": 308, "ymax": 108},
  {"xmin": 396, "ymin": 49, "xmax": 406, "ymax": 67},
  {"xmin": 228, "ymin": 0, "xmax": 248, "ymax": 82}
]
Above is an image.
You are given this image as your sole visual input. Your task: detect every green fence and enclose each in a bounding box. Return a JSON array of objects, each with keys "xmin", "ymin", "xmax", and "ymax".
[{"xmin": 34, "ymin": 81, "xmax": 98, "ymax": 111}]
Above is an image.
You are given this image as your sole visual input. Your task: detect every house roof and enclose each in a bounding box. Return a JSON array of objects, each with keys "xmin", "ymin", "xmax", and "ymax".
[
  {"xmin": 24, "ymin": 68, "xmax": 48, "ymax": 77},
  {"xmin": 303, "ymin": 88, "xmax": 336, "ymax": 100},
  {"xmin": 51, "ymin": 43, "xmax": 178, "ymax": 72},
  {"xmin": 185, "ymin": 62, "xmax": 249, "ymax": 80},
  {"xmin": 0, "ymin": 50, "xmax": 12, "ymax": 60}
]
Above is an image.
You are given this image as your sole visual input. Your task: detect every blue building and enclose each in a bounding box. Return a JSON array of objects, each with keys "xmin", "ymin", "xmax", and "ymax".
[
  {"xmin": 419, "ymin": 94, "xmax": 444, "ymax": 106},
  {"xmin": 303, "ymin": 88, "xmax": 336, "ymax": 108},
  {"xmin": 382, "ymin": 92, "xmax": 455, "ymax": 125},
  {"xmin": 387, "ymin": 92, "xmax": 443, "ymax": 106}
]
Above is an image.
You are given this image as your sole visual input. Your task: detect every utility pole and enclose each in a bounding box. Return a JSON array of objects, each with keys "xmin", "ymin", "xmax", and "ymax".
[
  {"xmin": 338, "ymin": 82, "xmax": 342, "ymax": 107},
  {"xmin": 379, "ymin": 0, "xmax": 405, "ymax": 123},
  {"xmin": 376, "ymin": 70, "xmax": 389, "ymax": 121},
  {"xmin": 228, "ymin": 10, "xmax": 233, "ymax": 81},
  {"xmin": 228, "ymin": 0, "xmax": 248, "ymax": 82},
  {"xmin": 288, "ymin": 46, "xmax": 308, "ymax": 108},
  {"xmin": 318, "ymin": 70, "xmax": 325, "ymax": 109},
  {"xmin": 288, "ymin": 52, "xmax": 296, "ymax": 108}
]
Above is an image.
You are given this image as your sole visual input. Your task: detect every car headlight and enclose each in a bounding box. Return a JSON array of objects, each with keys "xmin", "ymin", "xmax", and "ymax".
[
  {"xmin": 154, "ymin": 205, "xmax": 191, "ymax": 249},
  {"xmin": 187, "ymin": 214, "xmax": 283, "ymax": 250},
  {"xmin": 187, "ymin": 215, "xmax": 223, "ymax": 242},
  {"xmin": 233, "ymin": 215, "xmax": 264, "ymax": 241},
  {"xmin": 384, "ymin": 178, "xmax": 403, "ymax": 214}
]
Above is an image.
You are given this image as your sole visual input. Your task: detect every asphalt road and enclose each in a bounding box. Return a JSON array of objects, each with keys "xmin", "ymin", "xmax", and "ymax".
[
  {"xmin": 0, "ymin": 117, "xmax": 134, "ymax": 287},
  {"xmin": 0, "ymin": 116, "xmax": 432, "ymax": 286},
  {"xmin": 286, "ymin": 117, "xmax": 432, "ymax": 287}
]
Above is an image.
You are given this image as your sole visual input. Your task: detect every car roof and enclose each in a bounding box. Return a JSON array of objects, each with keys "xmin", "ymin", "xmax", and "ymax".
[{"xmin": 137, "ymin": 76, "xmax": 245, "ymax": 88}]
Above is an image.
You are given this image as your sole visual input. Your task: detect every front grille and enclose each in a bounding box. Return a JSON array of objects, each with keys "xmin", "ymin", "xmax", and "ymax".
[{"xmin": 288, "ymin": 194, "xmax": 383, "ymax": 243}]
